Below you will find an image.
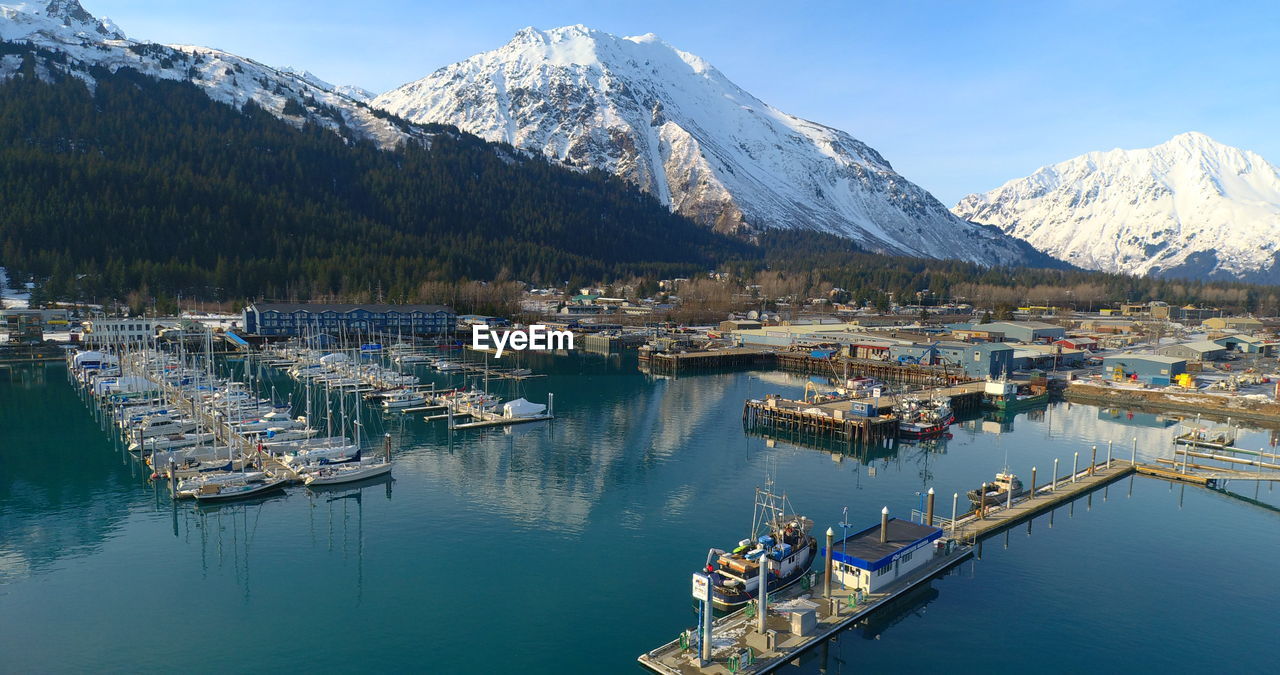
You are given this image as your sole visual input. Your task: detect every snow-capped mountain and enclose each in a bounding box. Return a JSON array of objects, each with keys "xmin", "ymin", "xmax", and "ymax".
[
  {"xmin": 373, "ymin": 25, "xmax": 1041, "ymax": 266},
  {"xmin": 954, "ymin": 132, "xmax": 1280, "ymax": 282},
  {"xmin": 0, "ymin": 1, "xmax": 419, "ymax": 148}
]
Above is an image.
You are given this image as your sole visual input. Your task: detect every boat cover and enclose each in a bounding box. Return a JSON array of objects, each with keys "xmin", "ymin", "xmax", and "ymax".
[{"xmin": 503, "ymin": 398, "xmax": 546, "ymax": 418}]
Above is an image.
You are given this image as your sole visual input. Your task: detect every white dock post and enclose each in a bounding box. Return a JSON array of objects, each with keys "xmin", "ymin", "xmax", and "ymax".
[
  {"xmin": 700, "ymin": 587, "xmax": 712, "ymax": 665},
  {"xmin": 950, "ymin": 493, "xmax": 958, "ymax": 534},
  {"xmin": 1005, "ymin": 480, "xmax": 1013, "ymax": 509},
  {"xmin": 548, "ymin": 393, "xmax": 554, "ymax": 418},
  {"xmin": 823, "ymin": 528, "xmax": 834, "ymax": 598},
  {"xmin": 1107, "ymin": 440, "xmax": 1113, "ymax": 469},
  {"xmin": 1073, "ymin": 452, "xmax": 1079, "ymax": 483},
  {"xmin": 1131, "ymin": 437, "xmax": 1138, "ymax": 466},
  {"xmin": 1053, "ymin": 458, "xmax": 1059, "ymax": 490},
  {"xmin": 757, "ymin": 550, "xmax": 770, "ymax": 634}
]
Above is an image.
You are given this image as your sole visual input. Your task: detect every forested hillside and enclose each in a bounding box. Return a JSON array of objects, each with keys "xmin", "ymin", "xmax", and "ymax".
[{"xmin": 0, "ymin": 44, "xmax": 751, "ymax": 302}]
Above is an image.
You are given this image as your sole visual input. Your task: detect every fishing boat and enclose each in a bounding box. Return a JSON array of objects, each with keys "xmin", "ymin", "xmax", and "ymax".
[
  {"xmin": 967, "ymin": 471, "xmax": 1025, "ymax": 507},
  {"xmin": 381, "ymin": 388, "xmax": 427, "ymax": 409},
  {"xmin": 303, "ymin": 458, "xmax": 392, "ymax": 486},
  {"xmin": 193, "ymin": 477, "xmax": 287, "ymax": 502},
  {"xmin": 983, "ymin": 378, "xmax": 1049, "ymax": 411},
  {"xmin": 895, "ymin": 396, "xmax": 954, "ymax": 438},
  {"xmin": 700, "ymin": 485, "xmax": 816, "ymax": 612}
]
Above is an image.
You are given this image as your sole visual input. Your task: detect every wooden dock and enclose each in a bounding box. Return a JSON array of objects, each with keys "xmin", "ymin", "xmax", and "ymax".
[
  {"xmin": 742, "ymin": 381, "xmax": 985, "ymax": 444},
  {"xmin": 638, "ymin": 545, "xmax": 973, "ymax": 674},
  {"xmin": 641, "ymin": 347, "xmax": 773, "ymax": 375}
]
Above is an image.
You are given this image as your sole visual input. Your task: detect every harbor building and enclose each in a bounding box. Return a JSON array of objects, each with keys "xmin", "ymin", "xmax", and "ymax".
[
  {"xmin": 1102, "ymin": 354, "xmax": 1187, "ymax": 385},
  {"xmin": 825, "ymin": 517, "xmax": 943, "ymax": 594},
  {"xmin": 1156, "ymin": 340, "xmax": 1228, "ymax": 362},
  {"xmin": 241, "ymin": 303, "xmax": 455, "ymax": 337},
  {"xmin": 81, "ymin": 317, "xmax": 165, "ymax": 347}
]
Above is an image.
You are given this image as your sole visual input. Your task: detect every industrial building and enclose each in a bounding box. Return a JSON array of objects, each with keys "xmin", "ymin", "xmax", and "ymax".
[
  {"xmin": 975, "ymin": 321, "xmax": 1066, "ymax": 343},
  {"xmin": 1155, "ymin": 340, "xmax": 1227, "ymax": 362},
  {"xmin": 1214, "ymin": 334, "xmax": 1276, "ymax": 355},
  {"xmin": 0, "ymin": 308, "xmax": 70, "ymax": 330},
  {"xmin": 1202, "ymin": 317, "xmax": 1264, "ymax": 332},
  {"xmin": 242, "ymin": 303, "xmax": 455, "ymax": 337},
  {"xmin": 1102, "ymin": 354, "xmax": 1187, "ymax": 386}
]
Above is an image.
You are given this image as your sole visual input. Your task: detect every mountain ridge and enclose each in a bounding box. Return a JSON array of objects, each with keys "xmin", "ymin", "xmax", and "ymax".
[
  {"xmin": 372, "ymin": 24, "xmax": 1044, "ymax": 267},
  {"xmin": 953, "ymin": 132, "xmax": 1280, "ymax": 282}
]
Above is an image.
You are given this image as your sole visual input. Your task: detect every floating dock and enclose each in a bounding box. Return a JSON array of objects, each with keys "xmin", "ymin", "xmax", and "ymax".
[
  {"xmin": 638, "ymin": 540, "xmax": 972, "ymax": 674},
  {"xmin": 945, "ymin": 461, "xmax": 1136, "ymax": 543}
]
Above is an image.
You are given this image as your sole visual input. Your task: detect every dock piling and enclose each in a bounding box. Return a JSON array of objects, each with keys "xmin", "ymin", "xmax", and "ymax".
[
  {"xmin": 1053, "ymin": 458, "xmax": 1059, "ymax": 491},
  {"xmin": 1107, "ymin": 441, "xmax": 1113, "ymax": 469},
  {"xmin": 1030, "ymin": 467, "xmax": 1037, "ymax": 499},
  {"xmin": 757, "ymin": 554, "xmax": 770, "ymax": 634},
  {"xmin": 1073, "ymin": 452, "xmax": 1079, "ymax": 483},
  {"xmin": 879, "ymin": 506, "xmax": 889, "ymax": 543},
  {"xmin": 925, "ymin": 488, "xmax": 935, "ymax": 527},
  {"xmin": 950, "ymin": 493, "xmax": 958, "ymax": 534},
  {"xmin": 1132, "ymin": 437, "xmax": 1138, "ymax": 465},
  {"xmin": 823, "ymin": 528, "xmax": 833, "ymax": 598},
  {"xmin": 1091, "ymin": 445, "xmax": 1097, "ymax": 475}
]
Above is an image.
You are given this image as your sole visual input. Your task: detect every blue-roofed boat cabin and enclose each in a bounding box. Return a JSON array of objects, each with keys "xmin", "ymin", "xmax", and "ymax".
[{"xmin": 824, "ymin": 517, "xmax": 945, "ymax": 594}]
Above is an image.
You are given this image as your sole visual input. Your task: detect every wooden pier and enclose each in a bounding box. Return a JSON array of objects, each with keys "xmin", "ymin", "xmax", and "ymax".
[
  {"xmin": 743, "ymin": 382, "xmax": 985, "ymax": 444},
  {"xmin": 772, "ymin": 353, "xmax": 974, "ymax": 387},
  {"xmin": 641, "ymin": 347, "xmax": 773, "ymax": 375}
]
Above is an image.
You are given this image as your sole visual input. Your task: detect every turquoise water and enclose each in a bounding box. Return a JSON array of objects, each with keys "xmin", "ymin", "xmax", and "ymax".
[{"xmin": 2, "ymin": 356, "xmax": 1278, "ymax": 673}]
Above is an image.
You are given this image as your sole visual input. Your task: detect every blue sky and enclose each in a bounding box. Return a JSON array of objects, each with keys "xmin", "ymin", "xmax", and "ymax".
[{"xmin": 84, "ymin": 0, "xmax": 1279, "ymax": 204}]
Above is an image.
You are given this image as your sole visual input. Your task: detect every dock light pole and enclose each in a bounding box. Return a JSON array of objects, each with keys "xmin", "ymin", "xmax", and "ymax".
[
  {"xmin": 1072, "ymin": 452, "xmax": 1079, "ymax": 483},
  {"xmin": 925, "ymin": 488, "xmax": 935, "ymax": 527},
  {"xmin": 1052, "ymin": 458, "xmax": 1059, "ymax": 491},
  {"xmin": 824, "ymin": 528, "xmax": 834, "ymax": 598},
  {"xmin": 880, "ymin": 506, "xmax": 889, "ymax": 543}
]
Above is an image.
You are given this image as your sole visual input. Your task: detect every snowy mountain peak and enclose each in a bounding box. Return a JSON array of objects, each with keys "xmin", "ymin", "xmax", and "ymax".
[
  {"xmin": 373, "ymin": 25, "xmax": 1039, "ymax": 266},
  {"xmin": 1, "ymin": 0, "xmax": 124, "ymax": 41},
  {"xmin": 954, "ymin": 133, "xmax": 1280, "ymax": 282},
  {"xmin": 1, "ymin": 1, "xmax": 430, "ymax": 149}
]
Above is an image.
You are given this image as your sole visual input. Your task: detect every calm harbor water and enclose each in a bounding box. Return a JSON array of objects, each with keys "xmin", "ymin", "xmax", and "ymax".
[{"xmin": 2, "ymin": 354, "xmax": 1278, "ymax": 673}]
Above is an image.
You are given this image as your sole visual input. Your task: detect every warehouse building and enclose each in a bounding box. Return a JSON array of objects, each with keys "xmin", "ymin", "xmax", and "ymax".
[
  {"xmin": 1213, "ymin": 334, "xmax": 1276, "ymax": 355},
  {"xmin": 1102, "ymin": 354, "xmax": 1187, "ymax": 386},
  {"xmin": 976, "ymin": 321, "xmax": 1066, "ymax": 343},
  {"xmin": 1155, "ymin": 340, "xmax": 1227, "ymax": 362}
]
